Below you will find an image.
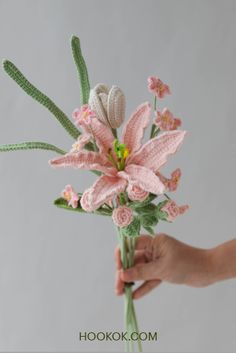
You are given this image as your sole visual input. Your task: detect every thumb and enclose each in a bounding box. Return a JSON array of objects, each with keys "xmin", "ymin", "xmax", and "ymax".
[{"xmin": 120, "ymin": 261, "xmax": 160, "ymax": 282}]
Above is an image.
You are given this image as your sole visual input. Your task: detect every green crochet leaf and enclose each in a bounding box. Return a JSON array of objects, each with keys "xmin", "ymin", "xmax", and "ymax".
[
  {"xmin": 54, "ymin": 198, "xmax": 112, "ymax": 216},
  {"xmin": 140, "ymin": 213, "xmax": 159, "ymax": 227},
  {"xmin": 142, "ymin": 225, "xmax": 155, "ymax": 236},
  {"xmin": 129, "ymin": 194, "xmax": 157, "ymax": 210},
  {"xmin": 119, "ymin": 216, "xmax": 141, "ymax": 237},
  {"xmin": 135, "ymin": 203, "xmax": 157, "ymax": 215},
  {"xmin": 157, "ymin": 210, "xmax": 168, "ymax": 221},
  {"xmin": 156, "ymin": 200, "xmax": 168, "ymax": 211},
  {"xmin": 71, "ymin": 35, "xmax": 90, "ymax": 105},
  {"xmin": 2, "ymin": 60, "xmax": 80, "ymax": 140},
  {"xmin": 0, "ymin": 141, "xmax": 66, "ymax": 154}
]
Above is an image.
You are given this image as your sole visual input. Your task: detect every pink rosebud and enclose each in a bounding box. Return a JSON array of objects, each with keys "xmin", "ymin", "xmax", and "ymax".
[
  {"xmin": 161, "ymin": 200, "xmax": 189, "ymax": 222},
  {"xmin": 147, "ymin": 76, "xmax": 171, "ymax": 98},
  {"xmin": 61, "ymin": 185, "xmax": 79, "ymax": 209},
  {"xmin": 154, "ymin": 108, "xmax": 182, "ymax": 131},
  {"xmin": 72, "ymin": 104, "xmax": 96, "ymax": 127},
  {"xmin": 112, "ymin": 206, "xmax": 134, "ymax": 228},
  {"xmin": 127, "ymin": 183, "xmax": 149, "ymax": 202},
  {"xmin": 80, "ymin": 189, "xmax": 94, "ymax": 212}
]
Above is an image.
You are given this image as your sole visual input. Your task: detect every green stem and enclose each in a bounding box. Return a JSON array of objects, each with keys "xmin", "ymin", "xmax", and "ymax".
[
  {"xmin": 71, "ymin": 35, "xmax": 90, "ymax": 105},
  {"xmin": 164, "ymin": 193, "xmax": 171, "ymax": 200},
  {"xmin": 0, "ymin": 141, "xmax": 66, "ymax": 154},
  {"xmin": 117, "ymin": 229, "xmax": 142, "ymax": 352},
  {"xmin": 2, "ymin": 60, "xmax": 80, "ymax": 140}
]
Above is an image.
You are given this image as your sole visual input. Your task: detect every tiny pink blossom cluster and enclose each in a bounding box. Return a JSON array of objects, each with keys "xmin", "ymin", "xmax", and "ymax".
[
  {"xmin": 161, "ymin": 200, "xmax": 189, "ymax": 222},
  {"xmin": 154, "ymin": 108, "xmax": 182, "ymax": 131},
  {"xmin": 72, "ymin": 104, "xmax": 96, "ymax": 126},
  {"xmin": 147, "ymin": 76, "xmax": 170, "ymax": 98},
  {"xmin": 112, "ymin": 206, "xmax": 134, "ymax": 228},
  {"xmin": 61, "ymin": 185, "xmax": 79, "ymax": 209}
]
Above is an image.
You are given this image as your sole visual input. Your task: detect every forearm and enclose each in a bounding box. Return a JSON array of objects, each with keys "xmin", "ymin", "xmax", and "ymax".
[{"xmin": 208, "ymin": 238, "xmax": 236, "ymax": 284}]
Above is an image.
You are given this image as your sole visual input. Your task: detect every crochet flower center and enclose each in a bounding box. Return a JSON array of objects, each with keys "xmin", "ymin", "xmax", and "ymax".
[{"xmin": 107, "ymin": 139, "xmax": 129, "ymax": 171}]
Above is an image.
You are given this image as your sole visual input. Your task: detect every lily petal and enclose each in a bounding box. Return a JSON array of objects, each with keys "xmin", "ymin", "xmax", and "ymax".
[
  {"xmin": 122, "ymin": 102, "xmax": 151, "ymax": 155},
  {"xmin": 90, "ymin": 118, "xmax": 115, "ymax": 153},
  {"xmin": 118, "ymin": 164, "xmax": 165, "ymax": 195},
  {"xmin": 49, "ymin": 150, "xmax": 116, "ymax": 175},
  {"xmin": 88, "ymin": 175, "xmax": 127, "ymax": 210},
  {"xmin": 129, "ymin": 130, "xmax": 186, "ymax": 173}
]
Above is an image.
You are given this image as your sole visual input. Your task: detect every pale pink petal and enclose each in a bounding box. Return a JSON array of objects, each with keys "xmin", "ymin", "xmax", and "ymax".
[
  {"xmin": 90, "ymin": 118, "xmax": 114, "ymax": 153},
  {"xmin": 49, "ymin": 151, "xmax": 116, "ymax": 175},
  {"xmin": 122, "ymin": 102, "xmax": 151, "ymax": 155},
  {"xmin": 80, "ymin": 188, "xmax": 94, "ymax": 212},
  {"xmin": 119, "ymin": 164, "xmax": 165, "ymax": 195},
  {"xmin": 128, "ymin": 130, "xmax": 186, "ymax": 173},
  {"xmin": 70, "ymin": 133, "xmax": 91, "ymax": 153},
  {"xmin": 88, "ymin": 175, "xmax": 127, "ymax": 211}
]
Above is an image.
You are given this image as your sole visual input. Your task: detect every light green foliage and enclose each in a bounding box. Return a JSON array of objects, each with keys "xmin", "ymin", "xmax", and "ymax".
[
  {"xmin": 0, "ymin": 141, "xmax": 66, "ymax": 154},
  {"xmin": 71, "ymin": 35, "xmax": 90, "ymax": 105},
  {"xmin": 2, "ymin": 60, "xmax": 80, "ymax": 140}
]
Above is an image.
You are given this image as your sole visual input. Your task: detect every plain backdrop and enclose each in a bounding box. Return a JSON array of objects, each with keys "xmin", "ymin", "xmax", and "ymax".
[{"xmin": 0, "ymin": 0, "xmax": 236, "ymax": 352}]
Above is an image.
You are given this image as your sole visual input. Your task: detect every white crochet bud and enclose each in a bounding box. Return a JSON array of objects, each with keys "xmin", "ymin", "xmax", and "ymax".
[{"xmin": 89, "ymin": 84, "xmax": 125, "ymax": 128}]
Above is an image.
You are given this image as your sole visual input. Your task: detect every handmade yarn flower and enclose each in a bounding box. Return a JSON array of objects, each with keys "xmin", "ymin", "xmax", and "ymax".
[
  {"xmin": 154, "ymin": 108, "xmax": 182, "ymax": 131},
  {"xmin": 50, "ymin": 102, "xmax": 186, "ymax": 212},
  {"xmin": 161, "ymin": 200, "xmax": 189, "ymax": 222},
  {"xmin": 147, "ymin": 76, "xmax": 170, "ymax": 98},
  {"xmin": 112, "ymin": 206, "xmax": 134, "ymax": 228},
  {"xmin": 61, "ymin": 184, "xmax": 79, "ymax": 209}
]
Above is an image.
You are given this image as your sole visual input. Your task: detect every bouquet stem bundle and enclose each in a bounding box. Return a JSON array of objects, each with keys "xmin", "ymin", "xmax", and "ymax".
[{"xmin": 117, "ymin": 230, "xmax": 142, "ymax": 352}]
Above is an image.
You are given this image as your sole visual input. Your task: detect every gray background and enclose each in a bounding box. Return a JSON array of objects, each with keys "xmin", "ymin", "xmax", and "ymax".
[{"xmin": 0, "ymin": 0, "xmax": 236, "ymax": 351}]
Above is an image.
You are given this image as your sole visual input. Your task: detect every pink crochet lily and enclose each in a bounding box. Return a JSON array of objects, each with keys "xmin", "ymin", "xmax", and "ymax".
[{"xmin": 50, "ymin": 102, "xmax": 186, "ymax": 211}]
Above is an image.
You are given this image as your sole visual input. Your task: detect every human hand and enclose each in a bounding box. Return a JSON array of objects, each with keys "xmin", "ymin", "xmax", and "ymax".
[{"xmin": 115, "ymin": 233, "xmax": 214, "ymax": 299}]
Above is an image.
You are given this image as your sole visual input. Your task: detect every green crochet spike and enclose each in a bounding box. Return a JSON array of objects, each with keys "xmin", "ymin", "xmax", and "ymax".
[
  {"xmin": 2, "ymin": 60, "xmax": 80, "ymax": 140},
  {"xmin": 71, "ymin": 35, "xmax": 90, "ymax": 105},
  {"xmin": 0, "ymin": 141, "xmax": 66, "ymax": 155}
]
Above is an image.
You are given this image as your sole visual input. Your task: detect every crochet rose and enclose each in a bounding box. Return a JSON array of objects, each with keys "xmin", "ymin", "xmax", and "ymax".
[
  {"xmin": 112, "ymin": 206, "xmax": 133, "ymax": 228},
  {"xmin": 127, "ymin": 183, "xmax": 149, "ymax": 202}
]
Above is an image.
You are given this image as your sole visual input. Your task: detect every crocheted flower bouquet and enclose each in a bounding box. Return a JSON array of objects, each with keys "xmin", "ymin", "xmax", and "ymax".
[{"xmin": 0, "ymin": 36, "xmax": 188, "ymax": 352}]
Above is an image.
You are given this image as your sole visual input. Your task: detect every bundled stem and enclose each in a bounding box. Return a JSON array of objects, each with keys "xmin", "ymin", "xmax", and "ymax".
[{"xmin": 117, "ymin": 229, "xmax": 142, "ymax": 352}]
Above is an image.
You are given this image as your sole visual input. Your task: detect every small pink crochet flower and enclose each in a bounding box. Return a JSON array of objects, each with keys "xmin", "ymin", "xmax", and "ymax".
[
  {"xmin": 168, "ymin": 168, "xmax": 181, "ymax": 192},
  {"xmin": 154, "ymin": 108, "xmax": 182, "ymax": 131},
  {"xmin": 157, "ymin": 168, "xmax": 181, "ymax": 192},
  {"xmin": 72, "ymin": 104, "xmax": 96, "ymax": 127},
  {"xmin": 61, "ymin": 185, "xmax": 79, "ymax": 209},
  {"xmin": 147, "ymin": 76, "xmax": 170, "ymax": 98},
  {"xmin": 127, "ymin": 183, "xmax": 149, "ymax": 201},
  {"xmin": 112, "ymin": 206, "xmax": 134, "ymax": 228},
  {"xmin": 161, "ymin": 200, "xmax": 189, "ymax": 222}
]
